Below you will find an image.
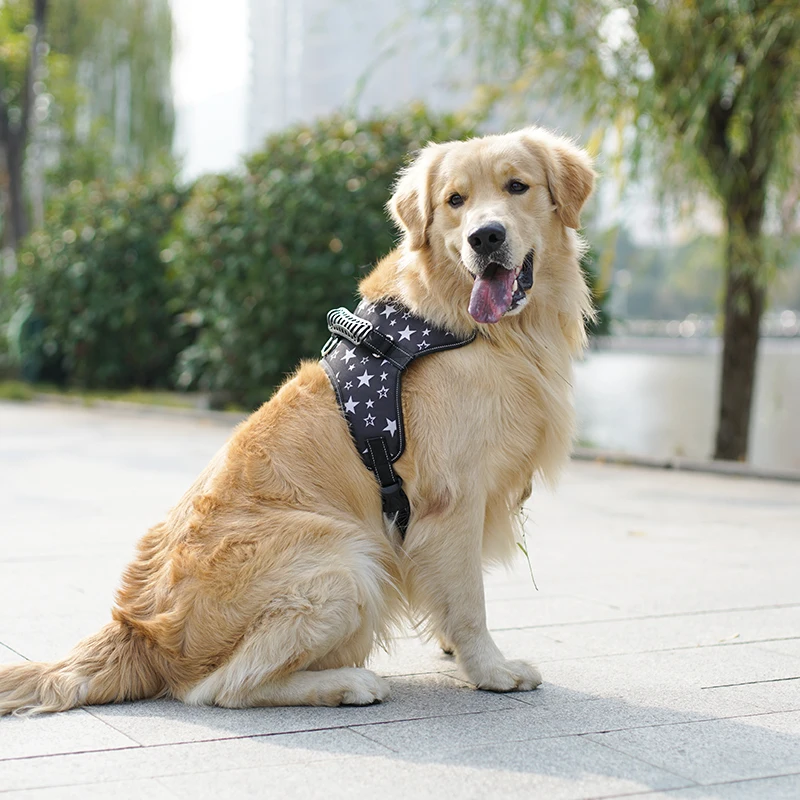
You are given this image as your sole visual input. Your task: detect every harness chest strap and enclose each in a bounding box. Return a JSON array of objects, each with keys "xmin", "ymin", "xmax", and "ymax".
[{"xmin": 320, "ymin": 300, "xmax": 475, "ymax": 537}]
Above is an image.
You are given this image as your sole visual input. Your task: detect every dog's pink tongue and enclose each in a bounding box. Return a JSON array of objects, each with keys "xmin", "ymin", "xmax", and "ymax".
[{"xmin": 469, "ymin": 269, "xmax": 516, "ymax": 324}]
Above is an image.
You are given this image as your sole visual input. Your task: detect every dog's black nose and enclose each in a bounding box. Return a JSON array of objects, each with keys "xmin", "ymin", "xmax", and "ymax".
[{"xmin": 468, "ymin": 222, "xmax": 506, "ymax": 255}]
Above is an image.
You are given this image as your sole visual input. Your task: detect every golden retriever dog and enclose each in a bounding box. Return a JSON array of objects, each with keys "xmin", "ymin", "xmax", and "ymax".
[{"xmin": 0, "ymin": 127, "xmax": 594, "ymax": 714}]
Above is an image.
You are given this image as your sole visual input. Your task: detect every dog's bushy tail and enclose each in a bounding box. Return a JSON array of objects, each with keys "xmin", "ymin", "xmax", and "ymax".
[{"xmin": 0, "ymin": 619, "xmax": 165, "ymax": 716}]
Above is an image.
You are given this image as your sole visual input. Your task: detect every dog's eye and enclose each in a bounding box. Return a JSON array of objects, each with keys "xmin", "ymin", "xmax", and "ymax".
[
  {"xmin": 507, "ymin": 180, "xmax": 529, "ymax": 195},
  {"xmin": 448, "ymin": 193, "xmax": 464, "ymax": 208}
]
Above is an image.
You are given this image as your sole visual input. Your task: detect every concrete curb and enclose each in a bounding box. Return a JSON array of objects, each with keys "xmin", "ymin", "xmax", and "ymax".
[
  {"xmin": 572, "ymin": 447, "xmax": 800, "ymax": 483},
  {"xmin": 28, "ymin": 393, "xmax": 247, "ymax": 426}
]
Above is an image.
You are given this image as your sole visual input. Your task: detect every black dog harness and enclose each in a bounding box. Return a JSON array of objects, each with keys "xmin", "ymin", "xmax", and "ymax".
[{"xmin": 321, "ymin": 299, "xmax": 475, "ymax": 536}]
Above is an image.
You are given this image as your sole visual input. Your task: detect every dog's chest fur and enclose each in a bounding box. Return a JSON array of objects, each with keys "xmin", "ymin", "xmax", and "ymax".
[{"xmin": 399, "ymin": 326, "xmax": 575, "ymax": 512}]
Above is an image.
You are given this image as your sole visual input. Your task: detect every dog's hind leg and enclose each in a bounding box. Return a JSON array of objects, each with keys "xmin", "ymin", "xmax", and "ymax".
[
  {"xmin": 211, "ymin": 667, "xmax": 389, "ymax": 708},
  {"xmin": 180, "ymin": 558, "xmax": 393, "ymax": 708}
]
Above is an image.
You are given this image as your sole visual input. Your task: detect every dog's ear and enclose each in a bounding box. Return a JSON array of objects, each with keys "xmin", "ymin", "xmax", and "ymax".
[
  {"xmin": 524, "ymin": 131, "xmax": 595, "ymax": 230},
  {"xmin": 388, "ymin": 144, "xmax": 445, "ymax": 251}
]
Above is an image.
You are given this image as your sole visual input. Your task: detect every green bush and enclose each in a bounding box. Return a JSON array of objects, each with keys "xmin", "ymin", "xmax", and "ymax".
[
  {"xmin": 11, "ymin": 175, "xmax": 188, "ymax": 388},
  {"xmin": 170, "ymin": 106, "xmax": 477, "ymax": 409}
]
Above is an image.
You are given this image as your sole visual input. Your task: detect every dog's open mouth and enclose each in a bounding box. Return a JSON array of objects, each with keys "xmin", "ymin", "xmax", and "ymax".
[{"xmin": 468, "ymin": 250, "xmax": 534, "ymax": 324}]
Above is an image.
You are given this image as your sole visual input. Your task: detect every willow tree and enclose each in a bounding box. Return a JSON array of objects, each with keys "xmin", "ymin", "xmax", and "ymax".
[
  {"xmin": 0, "ymin": 0, "xmax": 174, "ymax": 246},
  {"xmin": 45, "ymin": 0, "xmax": 174, "ymax": 180},
  {"xmin": 0, "ymin": 0, "xmax": 47, "ymax": 248},
  {"xmin": 432, "ymin": 0, "xmax": 800, "ymax": 462}
]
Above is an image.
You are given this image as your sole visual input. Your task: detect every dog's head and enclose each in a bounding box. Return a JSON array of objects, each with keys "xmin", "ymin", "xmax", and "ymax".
[{"xmin": 388, "ymin": 128, "xmax": 595, "ymax": 324}]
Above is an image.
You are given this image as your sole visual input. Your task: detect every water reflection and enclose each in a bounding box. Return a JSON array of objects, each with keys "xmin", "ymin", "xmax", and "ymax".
[{"xmin": 574, "ymin": 339, "xmax": 800, "ymax": 471}]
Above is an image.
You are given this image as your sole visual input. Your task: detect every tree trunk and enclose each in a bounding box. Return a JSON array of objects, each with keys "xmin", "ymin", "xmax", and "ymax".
[
  {"xmin": 713, "ymin": 199, "xmax": 766, "ymax": 462},
  {"xmin": 0, "ymin": 0, "xmax": 47, "ymax": 249},
  {"xmin": 5, "ymin": 132, "xmax": 28, "ymax": 247}
]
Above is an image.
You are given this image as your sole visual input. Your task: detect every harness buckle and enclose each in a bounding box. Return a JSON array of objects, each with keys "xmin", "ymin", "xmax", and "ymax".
[{"xmin": 380, "ymin": 479, "xmax": 411, "ymax": 534}]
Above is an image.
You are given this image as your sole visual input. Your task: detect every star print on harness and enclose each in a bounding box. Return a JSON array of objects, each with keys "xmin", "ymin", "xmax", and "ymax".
[{"xmin": 321, "ymin": 300, "xmax": 475, "ymax": 537}]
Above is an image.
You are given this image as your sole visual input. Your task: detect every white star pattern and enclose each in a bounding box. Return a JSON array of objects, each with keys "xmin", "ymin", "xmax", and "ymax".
[
  {"xmin": 324, "ymin": 304, "xmax": 475, "ymax": 486},
  {"xmin": 357, "ymin": 370, "xmax": 374, "ymax": 387},
  {"xmin": 398, "ymin": 325, "xmax": 416, "ymax": 341}
]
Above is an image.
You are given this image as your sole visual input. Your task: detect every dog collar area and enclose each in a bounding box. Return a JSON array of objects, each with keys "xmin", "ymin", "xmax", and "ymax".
[{"xmin": 320, "ymin": 300, "xmax": 475, "ymax": 537}]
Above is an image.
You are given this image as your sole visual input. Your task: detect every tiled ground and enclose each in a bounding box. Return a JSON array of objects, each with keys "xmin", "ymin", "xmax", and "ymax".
[{"xmin": 1, "ymin": 402, "xmax": 798, "ymax": 799}]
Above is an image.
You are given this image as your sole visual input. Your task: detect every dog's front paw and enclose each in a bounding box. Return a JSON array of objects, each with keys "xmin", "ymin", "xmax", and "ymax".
[{"xmin": 471, "ymin": 659, "xmax": 542, "ymax": 692}]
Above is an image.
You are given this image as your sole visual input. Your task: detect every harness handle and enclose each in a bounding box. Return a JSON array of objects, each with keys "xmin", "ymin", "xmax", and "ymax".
[{"xmin": 323, "ymin": 307, "xmax": 414, "ymax": 369}]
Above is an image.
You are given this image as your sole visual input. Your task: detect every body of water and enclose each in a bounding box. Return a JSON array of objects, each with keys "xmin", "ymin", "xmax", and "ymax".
[{"xmin": 573, "ymin": 338, "xmax": 800, "ymax": 471}]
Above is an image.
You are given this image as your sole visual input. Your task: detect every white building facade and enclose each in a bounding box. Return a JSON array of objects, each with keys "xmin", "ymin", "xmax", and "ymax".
[{"xmin": 247, "ymin": 0, "xmax": 472, "ymax": 149}]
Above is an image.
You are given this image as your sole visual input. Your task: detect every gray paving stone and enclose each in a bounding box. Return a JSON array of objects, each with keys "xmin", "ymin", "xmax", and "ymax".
[
  {"xmin": 532, "ymin": 607, "xmax": 800, "ymax": 659},
  {"xmin": 0, "ymin": 708, "xmax": 136, "ymax": 759},
  {"xmin": 158, "ymin": 737, "xmax": 693, "ymax": 800},
  {"xmin": 0, "ymin": 613, "xmax": 118, "ymax": 664},
  {"xmin": 703, "ymin": 679, "xmax": 800, "ymax": 714},
  {"xmin": 755, "ymin": 639, "xmax": 800, "ymax": 659},
  {"xmin": 585, "ymin": 710, "xmax": 800, "ymax": 784},
  {"xmin": 485, "ymin": 594, "xmax": 627, "ymax": 630},
  {"xmin": 0, "ymin": 778, "xmax": 178, "ymax": 799},
  {"xmin": 2, "ymin": 403, "xmax": 799, "ymax": 799},
  {"xmin": 365, "ymin": 633, "xmax": 459, "ymax": 677},
  {"xmin": 514, "ymin": 643, "xmax": 800, "ymax": 701},
  {"xmin": 367, "ymin": 627, "xmax": 580, "ymax": 678},
  {"xmin": 0, "ymin": 643, "xmax": 25, "ymax": 663},
  {"xmin": 619, "ymin": 773, "xmax": 800, "ymax": 798},
  {"xmin": 89, "ymin": 674, "xmax": 519, "ymax": 746},
  {"xmin": 0, "ymin": 728, "xmax": 387, "ymax": 792},
  {"xmin": 353, "ymin": 689, "xmax": 768, "ymax": 756}
]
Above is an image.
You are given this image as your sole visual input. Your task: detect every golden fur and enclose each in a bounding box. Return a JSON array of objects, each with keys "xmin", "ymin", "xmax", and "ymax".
[{"xmin": 0, "ymin": 127, "xmax": 594, "ymax": 713}]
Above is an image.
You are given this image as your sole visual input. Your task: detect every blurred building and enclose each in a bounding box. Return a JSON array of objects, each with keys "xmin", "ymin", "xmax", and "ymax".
[{"xmin": 247, "ymin": 0, "xmax": 472, "ymax": 149}]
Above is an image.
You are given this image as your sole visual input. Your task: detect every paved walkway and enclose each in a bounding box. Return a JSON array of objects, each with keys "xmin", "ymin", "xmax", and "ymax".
[{"xmin": 0, "ymin": 402, "xmax": 798, "ymax": 799}]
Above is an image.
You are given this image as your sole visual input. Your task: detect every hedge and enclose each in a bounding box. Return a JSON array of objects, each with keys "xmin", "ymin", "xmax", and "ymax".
[
  {"xmin": 9, "ymin": 175, "xmax": 188, "ymax": 388},
  {"xmin": 169, "ymin": 106, "xmax": 478, "ymax": 408}
]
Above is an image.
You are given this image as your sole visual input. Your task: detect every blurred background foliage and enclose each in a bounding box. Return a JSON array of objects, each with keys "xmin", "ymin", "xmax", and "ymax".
[
  {"xmin": 1, "ymin": 0, "xmax": 176, "ymax": 381},
  {"xmin": 1, "ymin": 0, "xmax": 796, "ymax": 465},
  {"xmin": 9, "ymin": 175, "xmax": 186, "ymax": 388},
  {"xmin": 0, "ymin": 0, "xmax": 174, "ymax": 247},
  {"xmin": 429, "ymin": 0, "xmax": 800, "ymax": 460},
  {"xmin": 0, "ymin": 102, "xmax": 487, "ymax": 403},
  {"xmin": 42, "ymin": 0, "xmax": 175, "ymax": 187},
  {"xmin": 169, "ymin": 108, "xmax": 477, "ymax": 408}
]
